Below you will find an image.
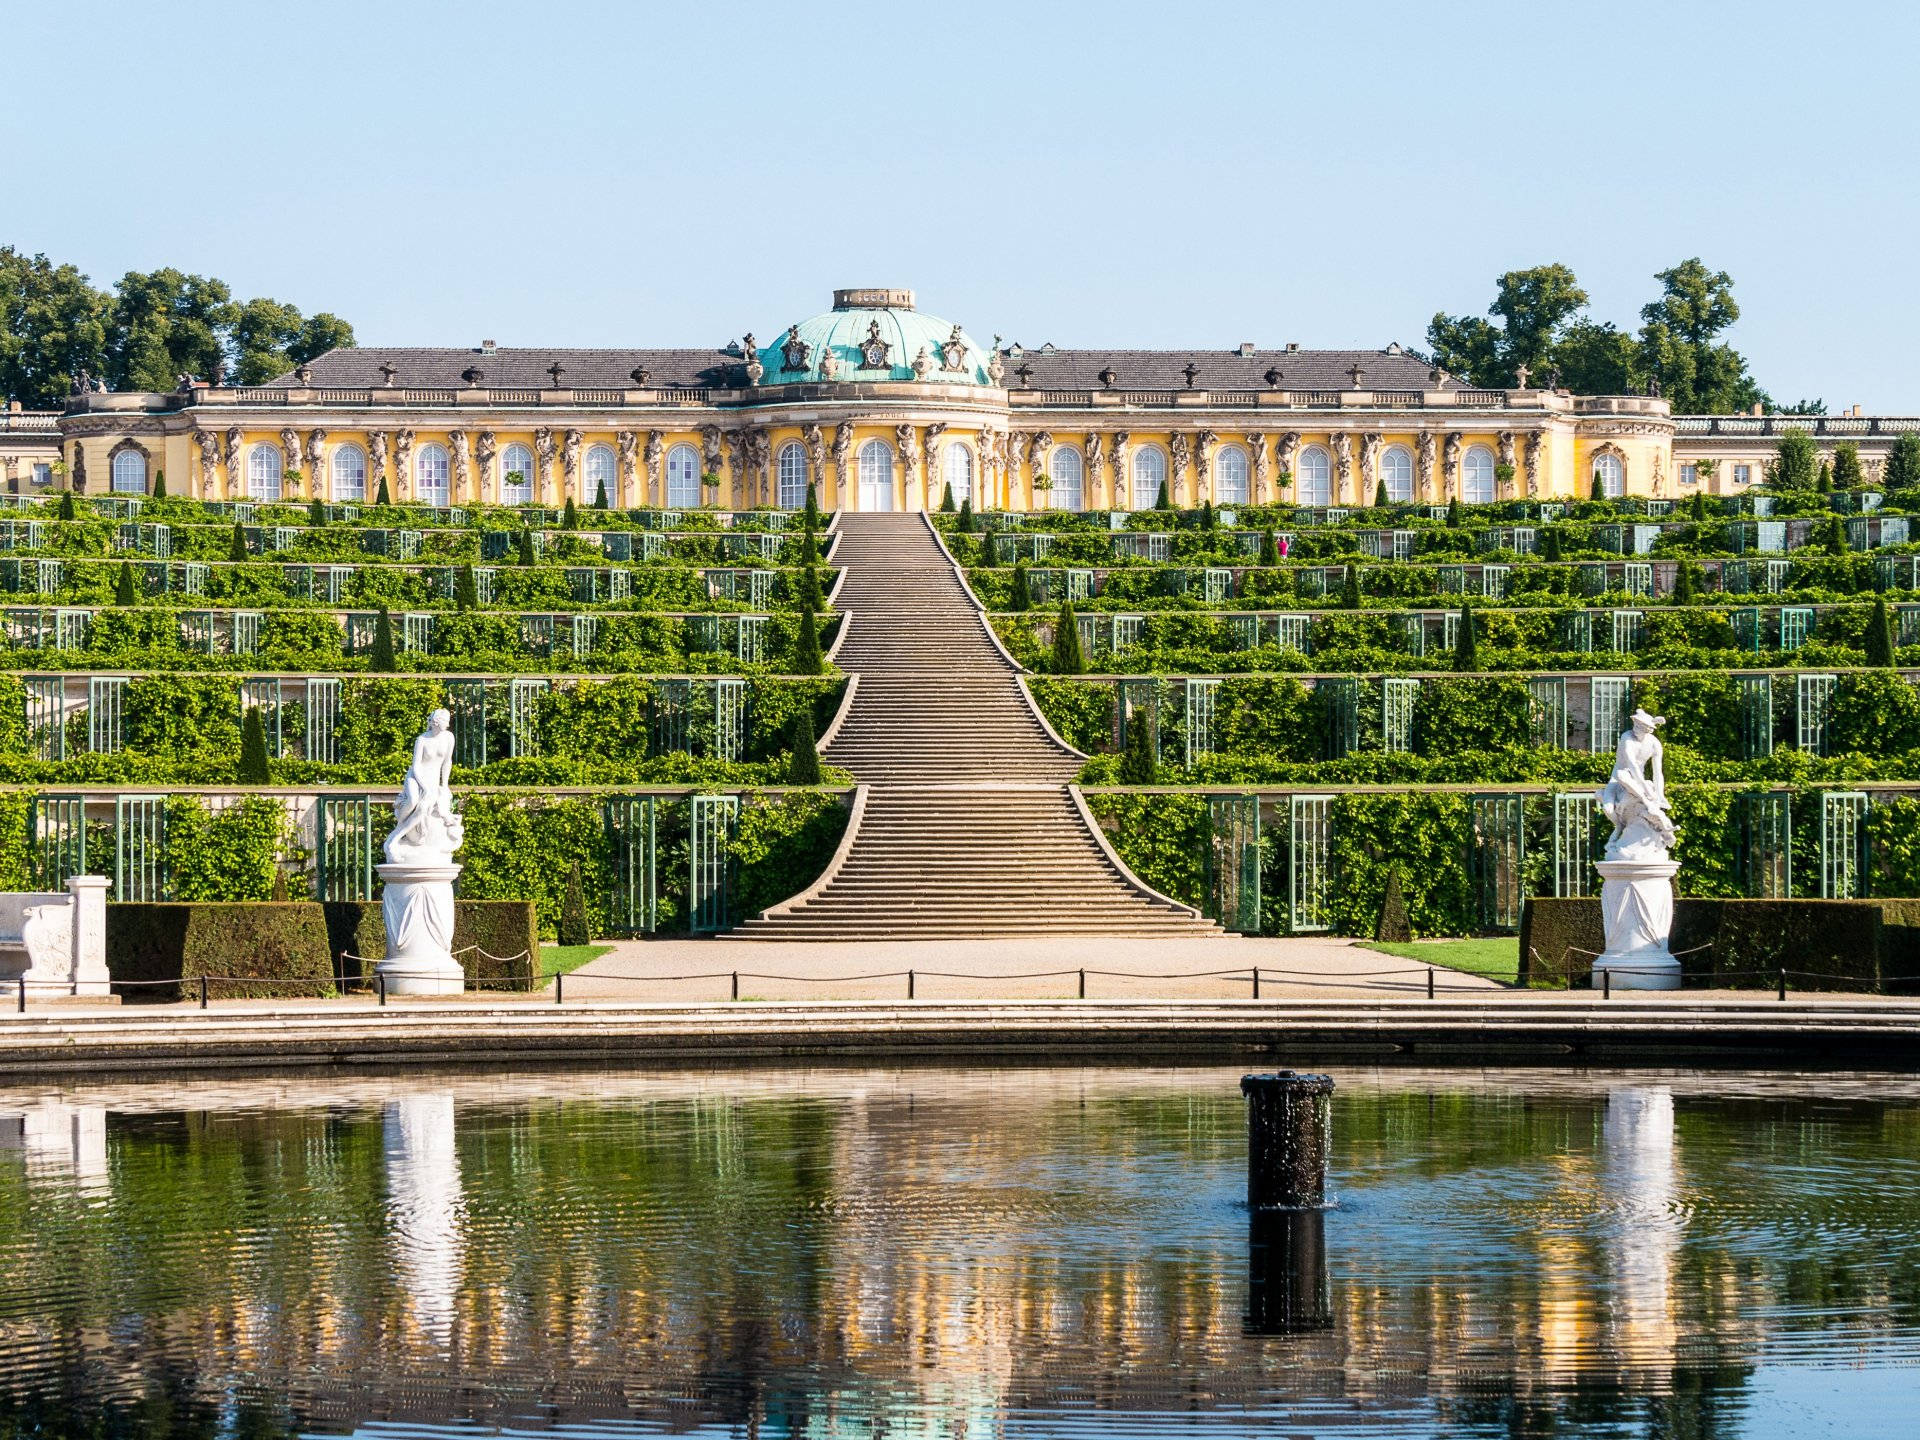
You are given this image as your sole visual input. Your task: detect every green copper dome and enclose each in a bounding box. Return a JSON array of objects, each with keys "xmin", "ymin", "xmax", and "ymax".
[{"xmin": 758, "ymin": 288, "xmax": 997, "ymax": 386}]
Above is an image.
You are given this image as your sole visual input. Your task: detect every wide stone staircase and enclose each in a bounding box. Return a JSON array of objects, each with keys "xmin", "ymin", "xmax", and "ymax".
[{"xmin": 730, "ymin": 514, "xmax": 1221, "ymax": 940}]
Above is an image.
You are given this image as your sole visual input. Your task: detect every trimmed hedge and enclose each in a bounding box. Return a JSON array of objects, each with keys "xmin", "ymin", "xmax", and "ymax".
[
  {"xmin": 1520, "ymin": 896, "xmax": 1910, "ymax": 991},
  {"xmin": 106, "ymin": 902, "xmax": 335, "ymax": 1001},
  {"xmin": 324, "ymin": 899, "xmax": 539, "ymax": 991}
]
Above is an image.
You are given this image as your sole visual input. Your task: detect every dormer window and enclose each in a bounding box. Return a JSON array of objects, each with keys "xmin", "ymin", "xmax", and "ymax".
[
  {"xmin": 858, "ymin": 320, "xmax": 891, "ymax": 369},
  {"xmin": 780, "ymin": 325, "xmax": 812, "ymax": 372},
  {"xmin": 940, "ymin": 324, "xmax": 968, "ymax": 371}
]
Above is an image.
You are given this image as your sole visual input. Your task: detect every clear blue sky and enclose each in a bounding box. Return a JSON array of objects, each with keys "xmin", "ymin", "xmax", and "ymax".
[{"xmin": 7, "ymin": 0, "xmax": 1916, "ymax": 409}]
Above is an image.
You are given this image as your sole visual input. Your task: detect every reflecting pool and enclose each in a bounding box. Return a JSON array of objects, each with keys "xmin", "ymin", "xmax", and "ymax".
[{"xmin": 2, "ymin": 1065, "xmax": 1917, "ymax": 1438}]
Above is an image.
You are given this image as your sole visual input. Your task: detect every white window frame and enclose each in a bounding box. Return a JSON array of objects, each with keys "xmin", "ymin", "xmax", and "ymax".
[
  {"xmin": 247, "ymin": 443, "xmax": 283, "ymax": 501},
  {"xmin": 776, "ymin": 442, "xmax": 809, "ymax": 509},
  {"xmin": 585, "ymin": 443, "xmax": 618, "ymax": 505},
  {"xmin": 1734, "ymin": 464, "xmax": 1752, "ymax": 486},
  {"xmin": 501, "ymin": 443, "xmax": 536, "ymax": 505},
  {"xmin": 32, "ymin": 462, "xmax": 53, "ymax": 487},
  {"xmin": 1680, "ymin": 463, "xmax": 1698, "ymax": 486},
  {"xmin": 1380, "ymin": 444, "xmax": 1413, "ymax": 503},
  {"xmin": 666, "ymin": 443, "xmax": 702, "ymax": 508},
  {"xmin": 943, "ymin": 441, "xmax": 974, "ymax": 506},
  {"xmin": 415, "ymin": 442, "xmax": 450, "ymax": 507},
  {"xmin": 1048, "ymin": 444, "xmax": 1082, "ymax": 510},
  {"xmin": 1132, "ymin": 446, "xmax": 1167, "ymax": 509},
  {"xmin": 1462, "ymin": 444, "xmax": 1496, "ymax": 505},
  {"xmin": 331, "ymin": 443, "xmax": 367, "ymax": 502},
  {"xmin": 1595, "ymin": 452, "xmax": 1625, "ymax": 498},
  {"xmin": 858, "ymin": 439, "xmax": 895, "ymax": 511},
  {"xmin": 1214, "ymin": 444, "xmax": 1249, "ymax": 505},
  {"xmin": 1297, "ymin": 446, "xmax": 1331, "ymax": 506},
  {"xmin": 111, "ymin": 450, "xmax": 147, "ymax": 494}
]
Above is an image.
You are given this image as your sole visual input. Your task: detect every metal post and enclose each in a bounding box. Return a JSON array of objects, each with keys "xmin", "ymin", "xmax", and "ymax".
[
  {"xmin": 1778, "ymin": 969, "xmax": 1787, "ymax": 1001},
  {"xmin": 1251, "ymin": 967, "xmax": 1260, "ymax": 999},
  {"xmin": 1603, "ymin": 967, "xmax": 1611, "ymax": 1000},
  {"xmin": 199, "ymin": 975, "xmax": 208, "ymax": 1009},
  {"xmin": 907, "ymin": 968, "xmax": 915, "ymax": 1000},
  {"xmin": 555, "ymin": 971, "xmax": 564, "ymax": 1005},
  {"xmin": 378, "ymin": 973, "xmax": 387, "ymax": 1007},
  {"xmin": 16, "ymin": 977, "xmax": 23, "ymax": 1013},
  {"xmin": 1078, "ymin": 968, "xmax": 1085, "ymax": 999},
  {"xmin": 1427, "ymin": 967, "xmax": 1435, "ymax": 999},
  {"xmin": 731, "ymin": 970, "xmax": 738, "ymax": 1001}
]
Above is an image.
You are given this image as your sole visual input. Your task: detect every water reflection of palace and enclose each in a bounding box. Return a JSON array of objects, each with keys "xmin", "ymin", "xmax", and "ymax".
[{"xmin": 2, "ymin": 1067, "xmax": 1916, "ymax": 1436}]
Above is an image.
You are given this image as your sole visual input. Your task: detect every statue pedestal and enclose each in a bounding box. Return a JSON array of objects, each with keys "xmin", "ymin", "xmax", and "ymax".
[
  {"xmin": 1594, "ymin": 858, "xmax": 1681, "ymax": 991},
  {"xmin": 377, "ymin": 862, "xmax": 464, "ymax": 996}
]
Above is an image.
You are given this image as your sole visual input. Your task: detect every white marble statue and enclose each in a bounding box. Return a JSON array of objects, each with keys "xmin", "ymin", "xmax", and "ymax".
[
  {"xmin": 1594, "ymin": 709, "xmax": 1681, "ymax": 989},
  {"xmin": 379, "ymin": 710, "xmax": 466, "ymax": 994}
]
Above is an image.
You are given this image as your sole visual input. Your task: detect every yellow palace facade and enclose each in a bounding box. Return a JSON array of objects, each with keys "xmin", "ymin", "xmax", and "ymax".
[{"xmin": 41, "ymin": 287, "xmax": 1687, "ymax": 510}]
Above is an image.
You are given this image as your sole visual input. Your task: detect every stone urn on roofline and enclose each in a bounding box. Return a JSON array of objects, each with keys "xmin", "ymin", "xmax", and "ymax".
[
  {"xmin": 379, "ymin": 709, "xmax": 466, "ymax": 995},
  {"xmin": 1593, "ymin": 708, "xmax": 1680, "ymax": 990}
]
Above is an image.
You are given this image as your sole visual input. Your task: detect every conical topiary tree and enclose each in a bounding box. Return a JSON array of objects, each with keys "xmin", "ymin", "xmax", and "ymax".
[
  {"xmin": 1673, "ymin": 560, "xmax": 1699, "ymax": 606},
  {"xmin": 1825, "ymin": 514, "xmax": 1848, "ymax": 555},
  {"xmin": 940, "ymin": 482, "xmax": 955, "ymax": 512},
  {"xmin": 1374, "ymin": 868, "xmax": 1412, "ymax": 943},
  {"xmin": 1052, "ymin": 602, "xmax": 1085, "ymax": 674},
  {"xmin": 1446, "ymin": 496, "xmax": 1462, "ymax": 527},
  {"xmin": 562, "ymin": 496, "xmax": 579, "ymax": 530},
  {"xmin": 455, "ymin": 563, "xmax": 480, "ymax": 611},
  {"xmin": 151, "ymin": 468, "xmax": 167, "ymax": 500},
  {"xmin": 229, "ymin": 522, "xmax": 248, "ymax": 562},
  {"xmin": 1340, "ymin": 565, "xmax": 1361, "ymax": 609},
  {"xmin": 309, "ymin": 497, "xmax": 326, "ymax": 526},
  {"xmin": 798, "ymin": 562, "xmax": 823, "ymax": 611},
  {"xmin": 558, "ymin": 860, "xmax": 590, "ymax": 947},
  {"xmin": 594, "ymin": 478, "xmax": 609, "ymax": 510},
  {"xmin": 804, "ymin": 480, "xmax": 820, "ymax": 532},
  {"xmin": 238, "ymin": 706, "xmax": 272, "ymax": 783},
  {"xmin": 1200, "ymin": 499, "xmax": 1215, "ymax": 530},
  {"xmin": 1867, "ymin": 594, "xmax": 1897, "ymax": 666},
  {"xmin": 57, "ymin": 490, "xmax": 76, "ymax": 522},
  {"xmin": 793, "ymin": 606, "xmax": 823, "ymax": 675},
  {"xmin": 1690, "ymin": 490, "xmax": 1708, "ymax": 521},
  {"xmin": 957, "ymin": 497, "xmax": 974, "ymax": 532},
  {"xmin": 376, "ymin": 472, "xmax": 392, "ymax": 506},
  {"xmin": 517, "ymin": 528, "xmax": 537, "ymax": 566},
  {"xmin": 1374, "ymin": 478, "xmax": 1390, "ymax": 508},
  {"xmin": 1453, "ymin": 607, "xmax": 1479, "ymax": 672},
  {"xmin": 1009, "ymin": 559, "xmax": 1031, "ymax": 612},
  {"xmin": 1259, "ymin": 529, "xmax": 1280, "ymax": 567},
  {"xmin": 788, "ymin": 707, "xmax": 822, "ymax": 785},
  {"xmin": 1591, "ymin": 471, "xmax": 1606, "ymax": 502},
  {"xmin": 1155, "ymin": 479, "xmax": 1172, "ymax": 511},
  {"xmin": 1118, "ymin": 706, "xmax": 1157, "ymax": 784},
  {"xmin": 114, "ymin": 560, "xmax": 137, "ymax": 606},
  {"xmin": 1542, "ymin": 526, "xmax": 1563, "ymax": 562},
  {"xmin": 370, "ymin": 606, "xmax": 397, "ymax": 672}
]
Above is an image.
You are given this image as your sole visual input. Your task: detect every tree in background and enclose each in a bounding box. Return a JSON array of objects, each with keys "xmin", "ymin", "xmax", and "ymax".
[
  {"xmin": 1833, "ymin": 442, "xmax": 1865, "ymax": 489},
  {"xmin": 1886, "ymin": 432, "xmax": 1920, "ymax": 490},
  {"xmin": 0, "ymin": 248, "xmax": 109, "ymax": 408},
  {"xmin": 1637, "ymin": 259, "xmax": 1765, "ymax": 414},
  {"xmin": 1427, "ymin": 263, "xmax": 1588, "ymax": 388},
  {"xmin": 1770, "ymin": 428, "xmax": 1820, "ymax": 489}
]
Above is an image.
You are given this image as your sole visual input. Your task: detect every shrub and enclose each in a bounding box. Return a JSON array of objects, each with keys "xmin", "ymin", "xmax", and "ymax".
[
  {"xmin": 957, "ymin": 498, "xmax": 974, "ymax": 532},
  {"xmin": 107, "ymin": 902, "xmax": 335, "ymax": 1001},
  {"xmin": 1118, "ymin": 707, "xmax": 1158, "ymax": 783},
  {"xmin": 1259, "ymin": 529, "xmax": 1280, "ymax": 566},
  {"xmin": 793, "ymin": 606, "xmax": 823, "ymax": 674},
  {"xmin": 594, "ymin": 478, "xmax": 609, "ymax": 509},
  {"xmin": 1865, "ymin": 594, "xmax": 1895, "ymax": 666},
  {"xmin": 1452, "ymin": 608, "xmax": 1478, "ymax": 671},
  {"xmin": 1340, "ymin": 565, "xmax": 1361, "ymax": 609},
  {"xmin": 454, "ymin": 563, "xmax": 480, "ymax": 611},
  {"xmin": 1051, "ymin": 601, "xmax": 1086, "ymax": 674},
  {"xmin": 1374, "ymin": 479, "xmax": 1389, "ymax": 508},
  {"xmin": 517, "ymin": 528, "xmax": 536, "ymax": 565},
  {"xmin": 114, "ymin": 561, "xmax": 137, "ymax": 605},
  {"xmin": 940, "ymin": 482, "xmax": 955, "ymax": 512},
  {"xmin": 558, "ymin": 860, "xmax": 590, "ymax": 945},
  {"xmin": 151, "ymin": 468, "xmax": 167, "ymax": 500},
  {"xmin": 1155, "ymin": 479, "xmax": 1171, "ymax": 511},
  {"xmin": 1009, "ymin": 560, "xmax": 1031, "ymax": 612},
  {"xmin": 376, "ymin": 473, "xmax": 392, "ymax": 506},
  {"xmin": 562, "ymin": 497, "xmax": 579, "ymax": 530},
  {"xmin": 228, "ymin": 522, "xmax": 247, "ymax": 562},
  {"xmin": 1374, "ymin": 868, "xmax": 1411, "ymax": 942},
  {"xmin": 788, "ymin": 707, "xmax": 822, "ymax": 784},
  {"xmin": 237, "ymin": 706, "xmax": 272, "ymax": 783},
  {"xmin": 369, "ymin": 606, "xmax": 397, "ymax": 672}
]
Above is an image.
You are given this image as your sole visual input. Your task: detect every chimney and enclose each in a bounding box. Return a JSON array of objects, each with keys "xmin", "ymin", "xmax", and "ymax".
[
  {"xmin": 1285, "ymin": 342, "xmax": 1300, "ymax": 353},
  {"xmin": 480, "ymin": 339, "xmax": 497, "ymax": 354},
  {"xmin": 1238, "ymin": 342, "xmax": 1255, "ymax": 357}
]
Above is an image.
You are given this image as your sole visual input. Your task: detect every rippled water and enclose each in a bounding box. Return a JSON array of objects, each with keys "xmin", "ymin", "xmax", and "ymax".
[{"xmin": 1, "ymin": 1065, "xmax": 1917, "ymax": 1439}]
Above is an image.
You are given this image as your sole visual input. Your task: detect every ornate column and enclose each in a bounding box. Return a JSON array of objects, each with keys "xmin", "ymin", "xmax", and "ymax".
[
  {"xmin": 562, "ymin": 429, "xmax": 582, "ymax": 504},
  {"xmin": 305, "ymin": 429, "xmax": 328, "ymax": 501},
  {"xmin": 393, "ymin": 430, "xmax": 415, "ymax": 503},
  {"xmin": 1168, "ymin": 432, "xmax": 1192, "ymax": 507},
  {"xmin": 474, "ymin": 431, "xmax": 497, "ymax": 505},
  {"xmin": 448, "ymin": 430, "xmax": 470, "ymax": 504},
  {"xmin": 1359, "ymin": 433, "xmax": 1381, "ymax": 503},
  {"xmin": 1248, "ymin": 433, "xmax": 1270, "ymax": 503},
  {"xmin": 1110, "ymin": 432, "xmax": 1130, "ymax": 509},
  {"xmin": 1194, "ymin": 429, "xmax": 1217, "ymax": 505},
  {"xmin": 224, "ymin": 427, "xmax": 245, "ymax": 498},
  {"xmin": 616, "ymin": 430, "xmax": 638, "ymax": 508},
  {"xmin": 644, "ymin": 431, "xmax": 663, "ymax": 507},
  {"xmin": 1416, "ymin": 432, "xmax": 1437, "ymax": 502},
  {"xmin": 532, "ymin": 427, "xmax": 555, "ymax": 506},
  {"xmin": 831, "ymin": 422, "xmax": 854, "ymax": 510},
  {"xmin": 1443, "ymin": 432, "xmax": 1463, "ymax": 501},
  {"xmin": 1330, "ymin": 433, "xmax": 1353, "ymax": 506}
]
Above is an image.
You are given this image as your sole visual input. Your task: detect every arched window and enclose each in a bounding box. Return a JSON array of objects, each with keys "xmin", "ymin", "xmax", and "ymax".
[
  {"xmin": 1214, "ymin": 445, "xmax": 1249, "ymax": 505},
  {"xmin": 415, "ymin": 442, "xmax": 450, "ymax": 506},
  {"xmin": 110, "ymin": 449, "xmax": 147, "ymax": 494},
  {"xmin": 943, "ymin": 442, "xmax": 974, "ymax": 506},
  {"xmin": 1462, "ymin": 445, "xmax": 1496, "ymax": 504},
  {"xmin": 666, "ymin": 443, "xmax": 702, "ymax": 507},
  {"xmin": 1048, "ymin": 445, "xmax": 1083, "ymax": 511},
  {"xmin": 1594, "ymin": 452, "xmax": 1625, "ymax": 498},
  {"xmin": 1297, "ymin": 446, "xmax": 1332, "ymax": 506},
  {"xmin": 858, "ymin": 438, "xmax": 894, "ymax": 511},
  {"xmin": 777, "ymin": 442, "xmax": 809, "ymax": 509},
  {"xmin": 585, "ymin": 444, "xmax": 618, "ymax": 506},
  {"xmin": 331, "ymin": 443, "xmax": 367, "ymax": 502},
  {"xmin": 1132, "ymin": 446, "xmax": 1167, "ymax": 509},
  {"xmin": 1381, "ymin": 445, "xmax": 1413, "ymax": 503},
  {"xmin": 500, "ymin": 443, "xmax": 535, "ymax": 506},
  {"xmin": 247, "ymin": 443, "xmax": 283, "ymax": 501}
]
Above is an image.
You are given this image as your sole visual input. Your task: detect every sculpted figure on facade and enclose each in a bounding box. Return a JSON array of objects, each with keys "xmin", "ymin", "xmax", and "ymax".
[
  {"xmin": 1497, "ymin": 430, "xmax": 1517, "ymax": 471},
  {"xmin": 748, "ymin": 427, "xmax": 773, "ymax": 505},
  {"xmin": 1084, "ymin": 432, "xmax": 1105, "ymax": 503},
  {"xmin": 725, "ymin": 429, "xmax": 751, "ymax": 503},
  {"xmin": 699, "ymin": 425, "xmax": 724, "ymax": 483},
  {"xmin": 1330, "ymin": 432, "xmax": 1353, "ymax": 505},
  {"xmin": 1030, "ymin": 432, "xmax": 1053, "ymax": 492},
  {"xmin": 562, "ymin": 429, "xmax": 583, "ymax": 500},
  {"xmin": 448, "ymin": 430, "xmax": 470, "ymax": 499},
  {"xmin": 831, "ymin": 421, "xmax": 854, "ymax": 505},
  {"xmin": 474, "ymin": 432, "xmax": 497, "ymax": 504},
  {"xmin": 1274, "ymin": 432, "xmax": 1300, "ymax": 498},
  {"xmin": 1109, "ymin": 432, "xmax": 1130, "ymax": 505},
  {"xmin": 1358, "ymin": 433, "xmax": 1381, "ymax": 495},
  {"xmin": 532, "ymin": 427, "xmax": 556, "ymax": 504},
  {"xmin": 803, "ymin": 423, "xmax": 826, "ymax": 481},
  {"xmin": 1442, "ymin": 432, "xmax": 1463, "ymax": 498},
  {"xmin": 922, "ymin": 422, "xmax": 947, "ymax": 490},
  {"xmin": 1193, "ymin": 430, "xmax": 1217, "ymax": 499},
  {"xmin": 224, "ymin": 427, "xmax": 245, "ymax": 495},
  {"xmin": 1168, "ymin": 432, "xmax": 1192, "ymax": 507},
  {"xmin": 642, "ymin": 431, "xmax": 663, "ymax": 507},
  {"xmin": 303, "ymin": 430, "xmax": 327, "ymax": 493},
  {"xmin": 616, "ymin": 430, "xmax": 638, "ymax": 507},
  {"xmin": 1523, "ymin": 432, "xmax": 1543, "ymax": 496},
  {"xmin": 393, "ymin": 430, "xmax": 415, "ymax": 501},
  {"xmin": 194, "ymin": 430, "xmax": 220, "ymax": 491},
  {"xmin": 279, "ymin": 428, "xmax": 301, "ymax": 481},
  {"xmin": 1416, "ymin": 431, "xmax": 1437, "ymax": 500}
]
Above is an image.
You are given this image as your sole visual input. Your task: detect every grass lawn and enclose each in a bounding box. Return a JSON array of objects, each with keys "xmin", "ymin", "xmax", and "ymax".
[
  {"xmin": 1363, "ymin": 938, "xmax": 1520, "ymax": 985},
  {"xmin": 540, "ymin": 943, "xmax": 612, "ymax": 978}
]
